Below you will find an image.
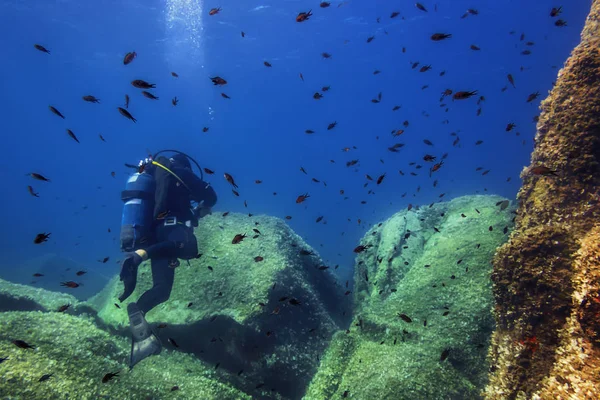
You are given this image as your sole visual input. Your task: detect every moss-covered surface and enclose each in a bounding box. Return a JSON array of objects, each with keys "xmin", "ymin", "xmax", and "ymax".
[
  {"xmin": 0, "ymin": 311, "xmax": 255, "ymax": 400},
  {"xmin": 87, "ymin": 212, "xmax": 348, "ymax": 399},
  {"xmin": 484, "ymin": 1, "xmax": 600, "ymax": 398},
  {"xmin": 0, "ymin": 278, "xmax": 81, "ymax": 313},
  {"xmin": 305, "ymin": 195, "xmax": 514, "ymax": 399}
]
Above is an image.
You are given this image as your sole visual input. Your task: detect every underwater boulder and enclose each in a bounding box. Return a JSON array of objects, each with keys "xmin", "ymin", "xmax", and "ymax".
[
  {"xmin": 0, "ymin": 277, "xmax": 81, "ymax": 313},
  {"xmin": 305, "ymin": 195, "xmax": 515, "ymax": 399},
  {"xmin": 88, "ymin": 213, "xmax": 348, "ymax": 399},
  {"xmin": 0, "ymin": 311, "xmax": 254, "ymax": 399}
]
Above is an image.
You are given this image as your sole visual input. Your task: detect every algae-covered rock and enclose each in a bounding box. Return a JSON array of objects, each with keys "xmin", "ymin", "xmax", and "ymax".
[
  {"xmin": 0, "ymin": 311, "xmax": 253, "ymax": 400},
  {"xmin": 305, "ymin": 195, "xmax": 515, "ymax": 400},
  {"xmin": 88, "ymin": 213, "xmax": 348, "ymax": 398},
  {"xmin": 0, "ymin": 277, "xmax": 80, "ymax": 313}
]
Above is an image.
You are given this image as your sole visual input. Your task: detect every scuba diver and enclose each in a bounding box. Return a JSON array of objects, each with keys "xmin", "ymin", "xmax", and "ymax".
[{"xmin": 118, "ymin": 150, "xmax": 217, "ymax": 369}]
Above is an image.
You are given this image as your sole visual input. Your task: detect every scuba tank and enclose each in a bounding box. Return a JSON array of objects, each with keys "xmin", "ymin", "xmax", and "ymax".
[{"xmin": 120, "ymin": 161, "xmax": 156, "ymax": 252}]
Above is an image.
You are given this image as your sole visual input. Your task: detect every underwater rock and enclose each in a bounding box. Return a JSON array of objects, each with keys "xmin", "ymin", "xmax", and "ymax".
[
  {"xmin": 88, "ymin": 213, "xmax": 348, "ymax": 399},
  {"xmin": 305, "ymin": 195, "xmax": 515, "ymax": 399},
  {"xmin": 0, "ymin": 277, "xmax": 80, "ymax": 313},
  {"xmin": 485, "ymin": 1, "xmax": 600, "ymax": 398},
  {"xmin": 0, "ymin": 311, "xmax": 253, "ymax": 399}
]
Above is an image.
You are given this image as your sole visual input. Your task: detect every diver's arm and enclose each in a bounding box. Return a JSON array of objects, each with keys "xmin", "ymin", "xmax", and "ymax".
[{"xmin": 182, "ymin": 170, "xmax": 217, "ymax": 208}]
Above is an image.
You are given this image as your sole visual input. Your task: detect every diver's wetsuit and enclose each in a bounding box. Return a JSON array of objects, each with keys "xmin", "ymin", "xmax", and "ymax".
[{"xmin": 120, "ymin": 154, "xmax": 217, "ymax": 314}]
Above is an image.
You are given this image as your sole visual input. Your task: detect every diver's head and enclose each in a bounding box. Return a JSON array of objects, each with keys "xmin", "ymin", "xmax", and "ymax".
[{"xmin": 170, "ymin": 154, "xmax": 191, "ymax": 169}]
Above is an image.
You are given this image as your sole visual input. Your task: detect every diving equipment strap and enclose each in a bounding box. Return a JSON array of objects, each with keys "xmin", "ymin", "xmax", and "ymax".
[{"xmin": 151, "ymin": 160, "xmax": 192, "ymax": 193}]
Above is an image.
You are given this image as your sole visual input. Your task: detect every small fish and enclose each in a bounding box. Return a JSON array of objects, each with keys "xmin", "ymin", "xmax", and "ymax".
[
  {"xmin": 171, "ymin": 97, "xmax": 178, "ymax": 106},
  {"xmin": 296, "ymin": 193, "xmax": 310, "ymax": 203},
  {"xmin": 241, "ymin": 31, "xmax": 245, "ymax": 37},
  {"xmin": 12, "ymin": 340, "xmax": 35, "ymax": 349},
  {"xmin": 99, "ymin": 134, "xmax": 106, "ymax": 142},
  {"xmin": 203, "ymin": 168, "xmax": 215, "ymax": 175},
  {"xmin": 76, "ymin": 270, "xmax": 87, "ymax": 276},
  {"xmin": 124, "ymin": 94, "xmax": 130, "ymax": 108},
  {"xmin": 526, "ymin": 92, "xmax": 540, "ymax": 103},
  {"xmin": 470, "ymin": 44, "xmax": 481, "ymax": 51},
  {"xmin": 57, "ymin": 304, "xmax": 71, "ymax": 312},
  {"xmin": 320, "ymin": 2, "xmax": 330, "ymax": 7},
  {"xmin": 232, "ymin": 233, "xmax": 247, "ymax": 244},
  {"xmin": 33, "ymin": 273, "xmax": 44, "ymax": 277},
  {"xmin": 221, "ymin": 92, "xmax": 231, "ymax": 99},
  {"xmin": 254, "ymin": 256, "xmax": 264, "ymax": 262},
  {"xmin": 327, "ymin": 121, "xmax": 337, "ymax": 130},
  {"xmin": 555, "ymin": 19, "xmax": 567, "ymax": 27},
  {"xmin": 264, "ymin": 61, "xmax": 272, "ymax": 67},
  {"xmin": 209, "ymin": 7, "xmax": 221, "ymax": 16},
  {"xmin": 102, "ymin": 371, "xmax": 119, "ymax": 383},
  {"xmin": 398, "ymin": 313, "xmax": 412, "ymax": 323},
  {"xmin": 142, "ymin": 91, "xmax": 159, "ymax": 100},
  {"xmin": 34, "ymin": 44, "xmax": 50, "ymax": 54},
  {"xmin": 296, "ymin": 10, "xmax": 313, "ymax": 22},
  {"xmin": 117, "ymin": 107, "xmax": 137, "ymax": 123},
  {"xmin": 66, "ymin": 129, "xmax": 80, "ymax": 143},
  {"xmin": 530, "ymin": 166, "xmax": 558, "ymax": 176},
  {"xmin": 171, "ymin": 72, "xmax": 178, "ymax": 77},
  {"xmin": 453, "ymin": 90, "xmax": 478, "ymax": 100},
  {"xmin": 550, "ymin": 6, "xmax": 562, "ymax": 18},
  {"xmin": 168, "ymin": 337, "xmax": 179, "ymax": 347},
  {"xmin": 322, "ymin": 52, "xmax": 332, "ymax": 58},
  {"xmin": 131, "ymin": 79, "xmax": 155, "ymax": 89},
  {"xmin": 431, "ymin": 33, "xmax": 451, "ymax": 41},
  {"xmin": 39, "ymin": 374, "xmax": 53, "ymax": 382},
  {"xmin": 415, "ymin": 2, "xmax": 427, "ymax": 12},
  {"xmin": 507, "ymin": 74, "xmax": 516, "ymax": 88},
  {"xmin": 27, "ymin": 186, "xmax": 39, "ymax": 197},
  {"xmin": 34, "ymin": 232, "xmax": 51, "ymax": 244},
  {"xmin": 123, "ymin": 52, "xmax": 136, "ymax": 65},
  {"xmin": 49, "ymin": 106, "xmax": 65, "ymax": 119},
  {"xmin": 210, "ymin": 76, "xmax": 227, "ymax": 86},
  {"xmin": 60, "ymin": 281, "xmax": 80, "ymax": 288},
  {"xmin": 224, "ymin": 173, "xmax": 238, "ymax": 188},
  {"xmin": 440, "ymin": 349, "xmax": 450, "ymax": 362}
]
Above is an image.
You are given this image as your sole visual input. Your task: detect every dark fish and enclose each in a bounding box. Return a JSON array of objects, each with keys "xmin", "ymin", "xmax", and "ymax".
[
  {"xmin": 117, "ymin": 107, "xmax": 137, "ymax": 123},
  {"xmin": 221, "ymin": 92, "xmax": 231, "ymax": 99},
  {"xmin": 29, "ymin": 173, "xmax": 50, "ymax": 182},
  {"xmin": 172, "ymin": 97, "xmax": 178, "ymax": 106},
  {"xmin": 82, "ymin": 95, "xmax": 100, "ymax": 103},
  {"xmin": 34, "ymin": 233, "xmax": 51, "ymax": 244},
  {"xmin": 27, "ymin": 186, "xmax": 39, "ymax": 197},
  {"xmin": 171, "ymin": 72, "xmax": 179, "ymax": 77},
  {"xmin": 168, "ymin": 338, "xmax": 179, "ymax": 348},
  {"xmin": 232, "ymin": 233, "xmax": 247, "ymax": 244},
  {"xmin": 66, "ymin": 129, "xmax": 80, "ymax": 143},
  {"xmin": 530, "ymin": 166, "xmax": 558, "ymax": 176},
  {"xmin": 39, "ymin": 374, "xmax": 53, "ymax": 382},
  {"xmin": 142, "ymin": 91, "xmax": 159, "ymax": 100},
  {"xmin": 60, "ymin": 281, "xmax": 80, "ymax": 288},
  {"xmin": 102, "ymin": 371, "xmax": 119, "ymax": 383},
  {"xmin": 57, "ymin": 304, "xmax": 70, "ymax": 312},
  {"xmin": 440, "ymin": 349, "xmax": 450, "ymax": 362},
  {"xmin": 123, "ymin": 52, "xmax": 136, "ymax": 65},
  {"xmin": 550, "ymin": 7, "xmax": 562, "ymax": 17},
  {"xmin": 210, "ymin": 76, "xmax": 227, "ymax": 86},
  {"xmin": 131, "ymin": 79, "xmax": 155, "ymax": 89},
  {"xmin": 34, "ymin": 44, "xmax": 50, "ymax": 54},
  {"xmin": 431, "ymin": 33, "xmax": 451, "ymax": 41},
  {"xmin": 398, "ymin": 313, "xmax": 412, "ymax": 323},
  {"xmin": 124, "ymin": 94, "xmax": 130, "ymax": 108},
  {"xmin": 453, "ymin": 90, "xmax": 478, "ymax": 100},
  {"xmin": 264, "ymin": 61, "xmax": 272, "ymax": 67},
  {"xmin": 76, "ymin": 270, "xmax": 87, "ymax": 276},
  {"xmin": 13, "ymin": 340, "xmax": 35, "ymax": 349},
  {"xmin": 224, "ymin": 173, "xmax": 238, "ymax": 188},
  {"xmin": 416, "ymin": 2, "xmax": 427, "ymax": 12},
  {"xmin": 49, "ymin": 106, "xmax": 65, "ymax": 119},
  {"xmin": 327, "ymin": 121, "xmax": 337, "ymax": 130}
]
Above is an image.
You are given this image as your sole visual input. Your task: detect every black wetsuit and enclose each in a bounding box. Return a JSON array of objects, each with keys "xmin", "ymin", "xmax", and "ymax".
[{"xmin": 135, "ymin": 155, "xmax": 217, "ymax": 314}]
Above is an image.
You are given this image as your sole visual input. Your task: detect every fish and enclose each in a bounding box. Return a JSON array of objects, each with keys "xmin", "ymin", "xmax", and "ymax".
[
  {"xmin": 313, "ymin": 92, "xmax": 323, "ymax": 100},
  {"xmin": 221, "ymin": 92, "xmax": 231, "ymax": 99},
  {"xmin": 168, "ymin": 338, "xmax": 179, "ymax": 347},
  {"xmin": 530, "ymin": 166, "xmax": 558, "ymax": 176},
  {"xmin": 49, "ymin": 106, "xmax": 65, "ymax": 119},
  {"xmin": 327, "ymin": 121, "xmax": 337, "ymax": 130},
  {"xmin": 34, "ymin": 44, "xmax": 50, "ymax": 54},
  {"xmin": 210, "ymin": 76, "xmax": 227, "ymax": 86},
  {"xmin": 453, "ymin": 91, "xmax": 478, "ymax": 100},
  {"xmin": 353, "ymin": 244, "xmax": 372, "ymax": 253},
  {"xmin": 123, "ymin": 52, "xmax": 136, "ymax": 65},
  {"xmin": 124, "ymin": 94, "xmax": 130, "ymax": 108},
  {"xmin": 172, "ymin": 97, "xmax": 178, "ymax": 106},
  {"xmin": 131, "ymin": 79, "xmax": 155, "ymax": 89},
  {"xmin": 496, "ymin": 200, "xmax": 510, "ymax": 210},
  {"xmin": 296, "ymin": 10, "xmax": 313, "ymax": 22},
  {"xmin": 82, "ymin": 95, "xmax": 100, "ymax": 103},
  {"xmin": 224, "ymin": 173, "xmax": 238, "ymax": 188},
  {"xmin": 0, "ymin": 357, "xmax": 8, "ymax": 363},
  {"xmin": 431, "ymin": 33, "xmax": 451, "ymax": 41},
  {"xmin": 555, "ymin": 19, "xmax": 567, "ymax": 27},
  {"xmin": 102, "ymin": 371, "xmax": 119, "ymax": 383},
  {"xmin": 39, "ymin": 374, "xmax": 53, "ymax": 382},
  {"xmin": 507, "ymin": 74, "xmax": 516, "ymax": 88},
  {"xmin": 322, "ymin": 52, "xmax": 332, "ymax": 58},
  {"xmin": 171, "ymin": 72, "xmax": 178, "ymax": 77},
  {"xmin": 60, "ymin": 281, "xmax": 80, "ymax": 288},
  {"xmin": 366, "ymin": 36, "xmax": 375, "ymax": 43},
  {"xmin": 296, "ymin": 193, "xmax": 310, "ymax": 203},
  {"xmin": 209, "ymin": 7, "xmax": 221, "ymax": 15},
  {"xmin": 241, "ymin": 31, "xmax": 245, "ymax": 37},
  {"xmin": 398, "ymin": 313, "xmax": 412, "ymax": 323},
  {"xmin": 29, "ymin": 173, "xmax": 50, "ymax": 182},
  {"xmin": 142, "ymin": 91, "xmax": 159, "ymax": 100},
  {"xmin": 440, "ymin": 349, "xmax": 450, "ymax": 362},
  {"xmin": 254, "ymin": 256, "xmax": 264, "ymax": 262},
  {"xmin": 376, "ymin": 173, "xmax": 386, "ymax": 185},
  {"xmin": 76, "ymin": 270, "xmax": 87, "ymax": 276},
  {"xmin": 33, "ymin": 273, "xmax": 44, "ymax": 277},
  {"xmin": 416, "ymin": 3, "xmax": 427, "ymax": 12},
  {"xmin": 264, "ymin": 61, "xmax": 272, "ymax": 67},
  {"xmin": 27, "ymin": 186, "xmax": 39, "ymax": 197},
  {"xmin": 470, "ymin": 44, "xmax": 481, "ymax": 51},
  {"xmin": 526, "ymin": 92, "xmax": 540, "ymax": 103},
  {"xmin": 204, "ymin": 168, "xmax": 215, "ymax": 175},
  {"xmin": 34, "ymin": 233, "xmax": 51, "ymax": 244},
  {"xmin": 550, "ymin": 7, "xmax": 562, "ymax": 17},
  {"xmin": 117, "ymin": 107, "xmax": 137, "ymax": 123},
  {"xmin": 320, "ymin": 1, "xmax": 330, "ymax": 7},
  {"xmin": 202, "ymin": 127, "xmax": 209, "ymax": 132},
  {"xmin": 12, "ymin": 340, "xmax": 35, "ymax": 349},
  {"xmin": 390, "ymin": 11, "xmax": 400, "ymax": 18},
  {"xmin": 66, "ymin": 129, "xmax": 80, "ymax": 143},
  {"xmin": 232, "ymin": 233, "xmax": 247, "ymax": 244},
  {"xmin": 57, "ymin": 304, "xmax": 71, "ymax": 312}
]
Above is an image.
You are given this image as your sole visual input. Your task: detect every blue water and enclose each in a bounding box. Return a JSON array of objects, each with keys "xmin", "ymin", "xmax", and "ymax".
[{"xmin": 0, "ymin": 0, "xmax": 590, "ymax": 288}]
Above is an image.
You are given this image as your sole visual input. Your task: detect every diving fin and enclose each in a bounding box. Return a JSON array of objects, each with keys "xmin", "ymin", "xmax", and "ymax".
[{"xmin": 127, "ymin": 303, "xmax": 162, "ymax": 369}]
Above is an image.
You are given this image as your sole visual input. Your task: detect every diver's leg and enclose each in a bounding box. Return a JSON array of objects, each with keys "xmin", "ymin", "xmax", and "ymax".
[
  {"xmin": 136, "ymin": 258, "xmax": 175, "ymax": 314},
  {"xmin": 127, "ymin": 302, "xmax": 161, "ymax": 369}
]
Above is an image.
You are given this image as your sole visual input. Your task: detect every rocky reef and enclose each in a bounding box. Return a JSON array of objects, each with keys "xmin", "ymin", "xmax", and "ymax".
[
  {"xmin": 484, "ymin": 1, "xmax": 600, "ymax": 398},
  {"xmin": 305, "ymin": 195, "xmax": 515, "ymax": 399}
]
